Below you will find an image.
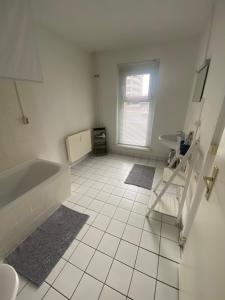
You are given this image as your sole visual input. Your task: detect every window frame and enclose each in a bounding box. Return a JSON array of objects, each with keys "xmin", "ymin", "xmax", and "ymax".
[{"xmin": 117, "ymin": 60, "xmax": 159, "ymax": 148}]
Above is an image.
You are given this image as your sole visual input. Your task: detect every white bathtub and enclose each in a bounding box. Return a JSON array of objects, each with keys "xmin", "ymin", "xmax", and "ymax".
[{"xmin": 0, "ymin": 159, "xmax": 70, "ymax": 259}]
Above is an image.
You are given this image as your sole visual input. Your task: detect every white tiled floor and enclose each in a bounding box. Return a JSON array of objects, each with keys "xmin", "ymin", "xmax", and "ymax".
[{"xmin": 16, "ymin": 154, "xmax": 180, "ymax": 300}]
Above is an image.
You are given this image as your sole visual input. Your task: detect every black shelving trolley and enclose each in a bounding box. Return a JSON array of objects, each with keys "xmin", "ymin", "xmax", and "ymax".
[{"xmin": 93, "ymin": 127, "xmax": 107, "ymax": 156}]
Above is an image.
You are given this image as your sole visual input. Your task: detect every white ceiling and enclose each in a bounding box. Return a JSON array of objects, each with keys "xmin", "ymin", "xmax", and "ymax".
[{"xmin": 32, "ymin": 0, "xmax": 213, "ymax": 52}]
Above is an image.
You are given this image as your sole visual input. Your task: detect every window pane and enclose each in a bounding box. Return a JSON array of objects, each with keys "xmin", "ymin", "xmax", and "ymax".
[
  {"xmin": 125, "ymin": 74, "xmax": 150, "ymax": 99},
  {"xmin": 119, "ymin": 102, "xmax": 150, "ymax": 147}
]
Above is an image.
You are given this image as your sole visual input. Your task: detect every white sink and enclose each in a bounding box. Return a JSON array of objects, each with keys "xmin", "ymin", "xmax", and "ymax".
[
  {"xmin": 159, "ymin": 133, "xmax": 183, "ymax": 149},
  {"xmin": 0, "ymin": 264, "xmax": 19, "ymax": 300}
]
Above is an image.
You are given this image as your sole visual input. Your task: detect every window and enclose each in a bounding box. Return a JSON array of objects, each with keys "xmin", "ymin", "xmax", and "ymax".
[{"xmin": 118, "ymin": 61, "xmax": 158, "ymax": 147}]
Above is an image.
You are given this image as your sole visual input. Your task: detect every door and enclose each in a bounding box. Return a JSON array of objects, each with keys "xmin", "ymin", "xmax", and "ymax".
[{"xmin": 179, "ymin": 126, "xmax": 225, "ymax": 300}]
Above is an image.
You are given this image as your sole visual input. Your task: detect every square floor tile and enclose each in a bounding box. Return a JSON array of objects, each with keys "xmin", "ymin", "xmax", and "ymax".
[
  {"xmin": 135, "ymin": 193, "xmax": 149, "ymax": 205},
  {"xmin": 135, "ymin": 248, "xmax": 158, "ymax": 278},
  {"xmin": 106, "ymin": 260, "xmax": 133, "ymax": 295},
  {"xmin": 110, "ymin": 178, "xmax": 121, "ymax": 186},
  {"xmin": 98, "ymin": 233, "xmax": 120, "ymax": 257},
  {"xmin": 112, "ymin": 187, "xmax": 125, "ymax": 197},
  {"xmin": 17, "ymin": 282, "xmax": 50, "ymax": 300},
  {"xmin": 77, "ymin": 196, "xmax": 93, "ymax": 208},
  {"xmin": 122, "ymin": 224, "xmax": 142, "ymax": 246},
  {"xmin": 69, "ymin": 242, "xmax": 95, "ymax": 270},
  {"xmin": 76, "ymin": 224, "xmax": 90, "ymax": 240},
  {"xmin": 102, "ymin": 184, "xmax": 114, "ymax": 193},
  {"xmin": 68, "ymin": 193, "xmax": 82, "ymax": 204},
  {"xmin": 88, "ymin": 199, "xmax": 105, "ymax": 212},
  {"xmin": 128, "ymin": 212, "xmax": 145, "ymax": 229},
  {"xmin": 137, "ymin": 187, "xmax": 151, "ymax": 196},
  {"xmin": 85, "ymin": 188, "xmax": 99, "ymax": 198},
  {"xmin": 74, "ymin": 177, "xmax": 87, "ymax": 185},
  {"xmin": 107, "ymin": 194, "xmax": 122, "ymax": 206},
  {"xmin": 96, "ymin": 191, "xmax": 110, "ymax": 202},
  {"xmin": 128, "ymin": 270, "xmax": 155, "ymax": 300},
  {"xmin": 126, "ymin": 184, "xmax": 138, "ymax": 192},
  {"xmin": 93, "ymin": 181, "xmax": 105, "ymax": 190},
  {"xmin": 63, "ymin": 239, "xmax": 79, "ymax": 260},
  {"xmin": 96, "ymin": 175, "xmax": 108, "ymax": 183},
  {"xmin": 44, "ymin": 288, "xmax": 67, "ymax": 300},
  {"xmin": 160, "ymin": 237, "xmax": 181, "ymax": 263},
  {"xmin": 155, "ymin": 281, "xmax": 178, "ymax": 300},
  {"xmin": 82, "ymin": 226, "xmax": 104, "ymax": 248},
  {"xmin": 86, "ymin": 251, "xmax": 113, "ymax": 282},
  {"xmin": 76, "ymin": 186, "xmax": 89, "ymax": 194},
  {"xmin": 161, "ymin": 223, "xmax": 179, "ymax": 242},
  {"xmin": 71, "ymin": 205, "xmax": 86, "ymax": 213},
  {"xmin": 84, "ymin": 209, "xmax": 98, "ymax": 225},
  {"xmin": 53, "ymin": 263, "xmax": 83, "ymax": 298},
  {"xmin": 119, "ymin": 198, "xmax": 133, "ymax": 210},
  {"xmin": 144, "ymin": 218, "xmax": 161, "ymax": 236},
  {"xmin": 158, "ymin": 257, "xmax": 179, "ymax": 288},
  {"xmin": 46, "ymin": 259, "xmax": 66, "ymax": 284},
  {"xmin": 140, "ymin": 230, "xmax": 160, "ymax": 254},
  {"xmin": 99, "ymin": 285, "xmax": 126, "ymax": 300},
  {"xmin": 63, "ymin": 201, "xmax": 74, "ymax": 209},
  {"xmin": 106, "ymin": 219, "xmax": 126, "ymax": 238},
  {"xmin": 83, "ymin": 179, "xmax": 95, "ymax": 187},
  {"xmin": 71, "ymin": 273, "xmax": 103, "ymax": 300},
  {"xmin": 113, "ymin": 207, "xmax": 130, "ymax": 223},
  {"xmin": 92, "ymin": 214, "xmax": 111, "ymax": 231},
  {"xmin": 101, "ymin": 203, "xmax": 117, "ymax": 217},
  {"xmin": 116, "ymin": 240, "xmax": 138, "ymax": 267},
  {"xmin": 123, "ymin": 190, "xmax": 136, "ymax": 201},
  {"xmin": 132, "ymin": 202, "xmax": 148, "ymax": 216}
]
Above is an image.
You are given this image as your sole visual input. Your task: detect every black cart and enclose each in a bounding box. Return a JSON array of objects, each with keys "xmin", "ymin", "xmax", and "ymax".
[{"xmin": 93, "ymin": 127, "xmax": 107, "ymax": 156}]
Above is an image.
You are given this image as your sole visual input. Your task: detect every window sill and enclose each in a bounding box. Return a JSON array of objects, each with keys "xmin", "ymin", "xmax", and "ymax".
[{"xmin": 116, "ymin": 143, "xmax": 151, "ymax": 152}]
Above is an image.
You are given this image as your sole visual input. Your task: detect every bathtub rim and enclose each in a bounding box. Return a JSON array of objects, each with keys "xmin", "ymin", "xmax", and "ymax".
[{"xmin": 0, "ymin": 158, "xmax": 70, "ymax": 212}]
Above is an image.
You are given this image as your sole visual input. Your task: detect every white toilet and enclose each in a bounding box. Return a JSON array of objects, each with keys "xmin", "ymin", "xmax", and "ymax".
[{"xmin": 0, "ymin": 264, "xmax": 19, "ymax": 300}]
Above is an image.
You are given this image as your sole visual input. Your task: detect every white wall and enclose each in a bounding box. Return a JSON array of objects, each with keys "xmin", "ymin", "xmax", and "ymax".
[
  {"xmin": 94, "ymin": 39, "xmax": 198, "ymax": 159},
  {"xmin": 0, "ymin": 26, "xmax": 95, "ymax": 172}
]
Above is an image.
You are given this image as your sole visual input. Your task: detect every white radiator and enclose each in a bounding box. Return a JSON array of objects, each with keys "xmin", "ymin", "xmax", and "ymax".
[{"xmin": 66, "ymin": 129, "xmax": 92, "ymax": 163}]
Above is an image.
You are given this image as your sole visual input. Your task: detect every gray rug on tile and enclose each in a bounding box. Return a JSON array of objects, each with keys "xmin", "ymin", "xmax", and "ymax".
[
  {"xmin": 125, "ymin": 164, "xmax": 156, "ymax": 190},
  {"xmin": 6, "ymin": 205, "xmax": 89, "ymax": 286}
]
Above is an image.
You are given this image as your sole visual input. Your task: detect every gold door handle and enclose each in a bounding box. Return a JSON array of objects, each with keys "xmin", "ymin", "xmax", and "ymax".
[{"xmin": 203, "ymin": 166, "xmax": 219, "ymax": 200}]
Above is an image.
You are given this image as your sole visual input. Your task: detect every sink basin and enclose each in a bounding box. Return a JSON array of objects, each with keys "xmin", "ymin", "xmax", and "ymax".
[
  {"xmin": 159, "ymin": 133, "xmax": 182, "ymax": 149},
  {"xmin": 0, "ymin": 264, "xmax": 19, "ymax": 300}
]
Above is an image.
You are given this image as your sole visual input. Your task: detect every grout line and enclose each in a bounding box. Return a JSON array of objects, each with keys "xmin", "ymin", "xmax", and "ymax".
[
  {"xmin": 70, "ymin": 205, "xmax": 180, "ymax": 262},
  {"xmin": 97, "ymin": 202, "xmax": 134, "ymax": 299},
  {"xmin": 71, "ymin": 207, "xmax": 117, "ymax": 300},
  {"xmin": 68, "ymin": 194, "xmax": 180, "ymax": 242},
  {"xmin": 71, "ymin": 174, "xmax": 179, "ymax": 226},
  {"xmin": 154, "ymin": 221, "xmax": 162, "ymax": 300},
  {"xmin": 42, "ymin": 286, "xmax": 70, "ymax": 300}
]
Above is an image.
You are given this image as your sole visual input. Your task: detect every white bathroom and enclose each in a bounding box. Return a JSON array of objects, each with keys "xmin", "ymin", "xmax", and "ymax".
[{"xmin": 1, "ymin": 1, "xmax": 225, "ymax": 300}]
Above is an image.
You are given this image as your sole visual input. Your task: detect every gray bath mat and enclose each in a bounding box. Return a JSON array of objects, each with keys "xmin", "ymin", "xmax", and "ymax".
[
  {"xmin": 125, "ymin": 164, "xmax": 155, "ymax": 190},
  {"xmin": 6, "ymin": 205, "xmax": 89, "ymax": 286}
]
